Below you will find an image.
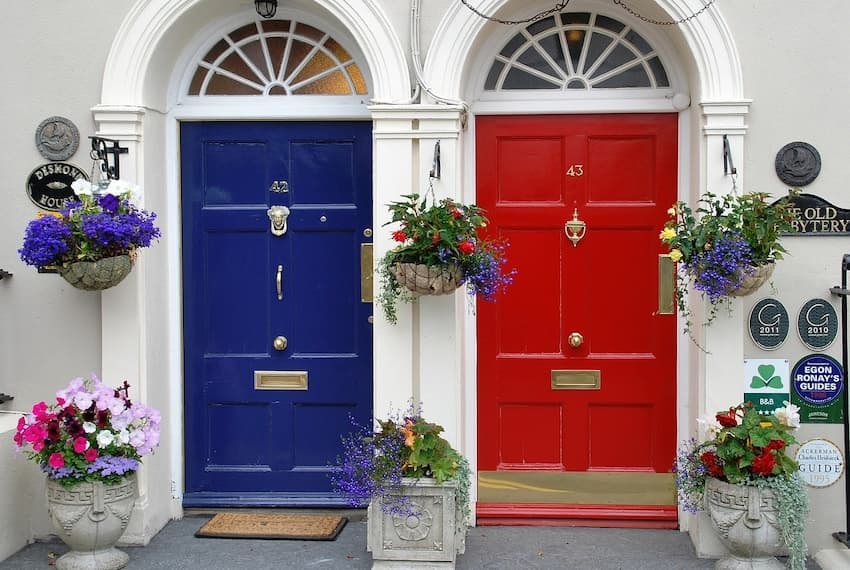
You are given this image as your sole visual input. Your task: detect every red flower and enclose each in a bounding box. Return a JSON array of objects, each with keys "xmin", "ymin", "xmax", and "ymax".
[
  {"xmin": 699, "ymin": 451, "xmax": 725, "ymax": 478},
  {"xmin": 451, "ymin": 208, "xmax": 463, "ymax": 219},
  {"xmin": 765, "ymin": 439, "xmax": 786, "ymax": 452},
  {"xmin": 392, "ymin": 230, "xmax": 407, "ymax": 242},
  {"xmin": 432, "ymin": 233, "xmax": 440, "ymax": 244},
  {"xmin": 752, "ymin": 452, "xmax": 776, "ymax": 476},
  {"xmin": 458, "ymin": 240, "xmax": 475, "ymax": 254},
  {"xmin": 48, "ymin": 452, "xmax": 65, "ymax": 469},
  {"xmin": 716, "ymin": 408, "xmax": 738, "ymax": 428},
  {"xmin": 84, "ymin": 448, "xmax": 98, "ymax": 462}
]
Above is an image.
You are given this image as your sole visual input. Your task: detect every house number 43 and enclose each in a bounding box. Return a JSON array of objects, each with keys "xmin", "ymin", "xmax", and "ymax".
[{"xmin": 566, "ymin": 165, "xmax": 584, "ymax": 177}]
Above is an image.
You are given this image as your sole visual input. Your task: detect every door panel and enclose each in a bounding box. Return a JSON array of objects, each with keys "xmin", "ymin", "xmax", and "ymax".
[
  {"xmin": 182, "ymin": 121, "xmax": 373, "ymax": 505},
  {"xmin": 476, "ymin": 114, "xmax": 677, "ymax": 524}
]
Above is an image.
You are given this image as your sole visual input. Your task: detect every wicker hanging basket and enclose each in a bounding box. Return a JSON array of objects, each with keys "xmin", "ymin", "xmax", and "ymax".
[
  {"xmin": 728, "ymin": 262, "xmax": 775, "ymax": 297},
  {"xmin": 57, "ymin": 254, "xmax": 134, "ymax": 291},
  {"xmin": 392, "ymin": 263, "xmax": 463, "ymax": 296}
]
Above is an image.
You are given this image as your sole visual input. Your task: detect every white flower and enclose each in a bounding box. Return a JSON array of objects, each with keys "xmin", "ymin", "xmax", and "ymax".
[
  {"xmin": 696, "ymin": 413, "xmax": 722, "ymax": 441},
  {"xmin": 96, "ymin": 430, "xmax": 115, "ymax": 447},
  {"xmin": 71, "ymin": 179, "xmax": 94, "ymax": 196},
  {"xmin": 117, "ymin": 429, "xmax": 130, "ymax": 445},
  {"xmin": 774, "ymin": 400, "xmax": 801, "ymax": 429},
  {"xmin": 83, "ymin": 422, "xmax": 97, "ymax": 434}
]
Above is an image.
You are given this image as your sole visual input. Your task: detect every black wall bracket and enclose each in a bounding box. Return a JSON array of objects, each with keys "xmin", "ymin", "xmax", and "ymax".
[
  {"xmin": 723, "ymin": 134, "xmax": 737, "ymax": 176},
  {"xmin": 90, "ymin": 136, "xmax": 128, "ymax": 181},
  {"xmin": 0, "ymin": 269, "xmax": 11, "ymax": 280}
]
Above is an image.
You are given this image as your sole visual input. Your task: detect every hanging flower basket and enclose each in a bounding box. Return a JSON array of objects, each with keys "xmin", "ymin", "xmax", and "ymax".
[
  {"xmin": 728, "ymin": 262, "xmax": 775, "ymax": 297},
  {"xmin": 57, "ymin": 254, "xmax": 133, "ymax": 291},
  {"xmin": 392, "ymin": 262, "xmax": 463, "ymax": 296}
]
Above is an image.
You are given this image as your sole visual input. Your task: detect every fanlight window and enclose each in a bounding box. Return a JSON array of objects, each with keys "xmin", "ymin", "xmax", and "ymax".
[
  {"xmin": 188, "ymin": 20, "xmax": 368, "ymax": 96},
  {"xmin": 485, "ymin": 12, "xmax": 669, "ymax": 91}
]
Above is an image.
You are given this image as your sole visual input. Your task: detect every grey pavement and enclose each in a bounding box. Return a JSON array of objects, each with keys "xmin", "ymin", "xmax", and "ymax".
[{"xmin": 0, "ymin": 512, "xmax": 822, "ymax": 569}]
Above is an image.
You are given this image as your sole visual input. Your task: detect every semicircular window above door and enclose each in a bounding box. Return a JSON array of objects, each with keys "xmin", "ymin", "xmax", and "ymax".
[
  {"xmin": 187, "ymin": 20, "xmax": 369, "ymax": 96},
  {"xmin": 484, "ymin": 11, "xmax": 669, "ymax": 91}
]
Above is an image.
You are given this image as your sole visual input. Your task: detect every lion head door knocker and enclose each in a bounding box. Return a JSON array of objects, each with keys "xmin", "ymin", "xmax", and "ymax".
[
  {"xmin": 267, "ymin": 206, "xmax": 291, "ymax": 237},
  {"xmin": 564, "ymin": 207, "xmax": 586, "ymax": 247}
]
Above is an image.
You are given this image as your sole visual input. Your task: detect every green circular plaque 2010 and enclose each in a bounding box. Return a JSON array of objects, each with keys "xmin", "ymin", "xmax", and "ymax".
[
  {"xmin": 797, "ymin": 298, "xmax": 838, "ymax": 351},
  {"xmin": 749, "ymin": 298, "xmax": 789, "ymax": 350}
]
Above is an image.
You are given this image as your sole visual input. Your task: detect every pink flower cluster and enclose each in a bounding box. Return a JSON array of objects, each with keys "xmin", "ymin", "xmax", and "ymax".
[{"xmin": 13, "ymin": 374, "xmax": 160, "ymax": 485}]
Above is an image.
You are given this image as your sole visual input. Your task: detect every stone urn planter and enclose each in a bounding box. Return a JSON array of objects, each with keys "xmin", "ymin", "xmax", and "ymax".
[
  {"xmin": 46, "ymin": 474, "xmax": 138, "ymax": 570},
  {"xmin": 704, "ymin": 477, "xmax": 786, "ymax": 569},
  {"xmin": 367, "ymin": 478, "xmax": 466, "ymax": 569},
  {"xmin": 57, "ymin": 255, "xmax": 133, "ymax": 291}
]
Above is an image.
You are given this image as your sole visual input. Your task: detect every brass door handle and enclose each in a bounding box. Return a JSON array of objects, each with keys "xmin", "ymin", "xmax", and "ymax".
[
  {"xmin": 568, "ymin": 332, "xmax": 583, "ymax": 348},
  {"xmin": 276, "ymin": 265, "xmax": 283, "ymax": 300},
  {"xmin": 273, "ymin": 336, "xmax": 288, "ymax": 351}
]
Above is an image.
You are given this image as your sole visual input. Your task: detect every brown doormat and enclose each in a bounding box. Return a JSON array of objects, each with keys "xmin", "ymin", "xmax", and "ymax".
[{"xmin": 194, "ymin": 513, "xmax": 347, "ymax": 541}]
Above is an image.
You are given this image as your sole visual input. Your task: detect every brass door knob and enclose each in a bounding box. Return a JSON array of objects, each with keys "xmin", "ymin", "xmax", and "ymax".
[
  {"xmin": 568, "ymin": 332, "xmax": 583, "ymax": 348},
  {"xmin": 273, "ymin": 336, "xmax": 288, "ymax": 351}
]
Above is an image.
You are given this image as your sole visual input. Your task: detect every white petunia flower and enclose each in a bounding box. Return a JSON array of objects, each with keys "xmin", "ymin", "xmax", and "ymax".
[
  {"xmin": 696, "ymin": 413, "xmax": 722, "ymax": 441},
  {"xmin": 71, "ymin": 179, "xmax": 94, "ymax": 196},
  {"xmin": 83, "ymin": 422, "xmax": 97, "ymax": 434},
  {"xmin": 774, "ymin": 400, "xmax": 801, "ymax": 429},
  {"xmin": 96, "ymin": 430, "xmax": 115, "ymax": 447}
]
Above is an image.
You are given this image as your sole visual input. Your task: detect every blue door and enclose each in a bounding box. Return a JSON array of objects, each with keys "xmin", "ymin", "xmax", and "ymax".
[{"xmin": 181, "ymin": 121, "xmax": 373, "ymax": 506}]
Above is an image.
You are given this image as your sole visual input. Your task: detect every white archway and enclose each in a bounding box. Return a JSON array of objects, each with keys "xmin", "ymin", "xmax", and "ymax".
[
  {"xmin": 424, "ymin": 0, "xmax": 742, "ymax": 102},
  {"xmin": 101, "ymin": 0, "xmax": 411, "ymax": 106}
]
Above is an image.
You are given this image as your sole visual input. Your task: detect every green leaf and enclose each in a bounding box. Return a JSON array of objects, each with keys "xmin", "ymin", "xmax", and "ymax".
[{"xmin": 765, "ymin": 376, "xmax": 783, "ymax": 389}]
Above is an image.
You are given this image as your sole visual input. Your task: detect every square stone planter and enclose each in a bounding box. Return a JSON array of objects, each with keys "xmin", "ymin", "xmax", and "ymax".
[{"xmin": 367, "ymin": 477, "xmax": 466, "ymax": 569}]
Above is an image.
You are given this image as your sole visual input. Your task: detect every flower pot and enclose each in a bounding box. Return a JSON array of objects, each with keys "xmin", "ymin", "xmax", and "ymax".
[
  {"xmin": 367, "ymin": 478, "xmax": 466, "ymax": 569},
  {"xmin": 46, "ymin": 474, "xmax": 138, "ymax": 570},
  {"xmin": 728, "ymin": 262, "xmax": 774, "ymax": 297},
  {"xmin": 704, "ymin": 477, "xmax": 786, "ymax": 569},
  {"xmin": 392, "ymin": 263, "xmax": 463, "ymax": 296},
  {"xmin": 57, "ymin": 255, "xmax": 133, "ymax": 291}
]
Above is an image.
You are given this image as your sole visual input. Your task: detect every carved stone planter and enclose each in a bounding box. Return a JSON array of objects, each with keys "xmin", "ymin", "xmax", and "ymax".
[
  {"xmin": 704, "ymin": 477, "xmax": 786, "ymax": 569},
  {"xmin": 367, "ymin": 478, "xmax": 466, "ymax": 569},
  {"xmin": 46, "ymin": 474, "xmax": 138, "ymax": 570}
]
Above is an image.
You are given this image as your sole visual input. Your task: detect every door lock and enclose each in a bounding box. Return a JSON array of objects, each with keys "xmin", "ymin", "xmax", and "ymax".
[
  {"xmin": 568, "ymin": 332, "xmax": 584, "ymax": 348},
  {"xmin": 273, "ymin": 336, "xmax": 288, "ymax": 351}
]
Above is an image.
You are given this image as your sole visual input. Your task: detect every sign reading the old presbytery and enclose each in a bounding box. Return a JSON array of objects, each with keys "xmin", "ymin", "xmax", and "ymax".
[{"xmin": 775, "ymin": 193, "xmax": 850, "ymax": 235}]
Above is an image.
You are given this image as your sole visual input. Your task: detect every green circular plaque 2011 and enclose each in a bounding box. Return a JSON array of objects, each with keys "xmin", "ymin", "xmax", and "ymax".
[
  {"xmin": 797, "ymin": 298, "xmax": 838, "ymax": 351},
  {"xmin": 749, "ymin": 298, "xmax": 789, "ymax": 350}
]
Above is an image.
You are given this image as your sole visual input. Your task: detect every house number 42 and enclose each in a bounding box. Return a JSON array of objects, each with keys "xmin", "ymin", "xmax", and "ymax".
[{"xmin": 566, "ymin": 165, "xmax": 584, "ymax": 177}]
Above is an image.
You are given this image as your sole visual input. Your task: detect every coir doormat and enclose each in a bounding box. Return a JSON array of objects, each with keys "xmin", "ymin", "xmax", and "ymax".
[{"xmin": 195, "ymin": 513, "xmax": 347, "ymax": 541}]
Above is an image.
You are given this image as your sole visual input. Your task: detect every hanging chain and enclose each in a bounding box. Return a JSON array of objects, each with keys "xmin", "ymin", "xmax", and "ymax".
[
  {"xmin": 459, "ymin": 0, "xmax": 571, "ymax": 25},
  {"xmin": 612, "ymin": 0, "xmax": 717, "ymax": 26},
  {"xmin": 460, "ymin": 0, "xmax": 717, "ymax": 26}
]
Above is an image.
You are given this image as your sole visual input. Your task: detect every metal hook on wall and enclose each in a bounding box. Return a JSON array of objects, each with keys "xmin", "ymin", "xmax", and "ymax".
[
  {"xmin": 723, "ymin": 134, "xmax": 738, "ymax": 191},
  {"xmin": 429, "ymin": 140, "xmax": 441, "ymax": 180}
]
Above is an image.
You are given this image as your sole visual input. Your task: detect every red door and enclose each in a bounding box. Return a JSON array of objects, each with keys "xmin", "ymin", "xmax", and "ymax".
[{"xmin": 476, "ymin": 114, "xmax": 678, "ymax": 526}]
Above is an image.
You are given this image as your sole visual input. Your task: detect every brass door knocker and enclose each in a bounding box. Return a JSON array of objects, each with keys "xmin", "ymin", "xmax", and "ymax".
[
  {"xmin": 564, "ymin": 208, "xmax": 586, "ymax": 247},
  {"xmin": 267, "ymin": 205, "xmax": 291, "ymax": 236}
]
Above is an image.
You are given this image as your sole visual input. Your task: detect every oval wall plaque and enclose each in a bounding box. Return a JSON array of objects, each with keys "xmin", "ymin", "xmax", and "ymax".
[
  {"xmin": 748, "ymin": 298, "xmax": 789, "ymax": 350},
  {"xmin": 797, "ymin": 298, "xmax": 838, "ymax": 350},
  {"xmin": 25, "ymin": 162, "xmax": 88, "ymax": 211}
]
